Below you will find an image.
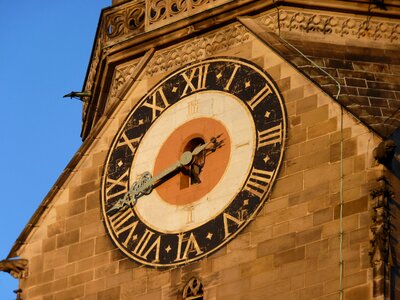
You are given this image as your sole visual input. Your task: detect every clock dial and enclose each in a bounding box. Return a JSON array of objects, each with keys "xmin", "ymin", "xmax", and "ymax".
[{"xmin": 101, "ymin": 57, "xmax": 286, "ymax": 266}]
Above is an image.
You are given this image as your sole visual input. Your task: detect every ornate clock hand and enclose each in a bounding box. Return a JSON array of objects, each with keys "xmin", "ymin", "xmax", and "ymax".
[
  {"xmin": 192, "ymin": 134, "xmax": 223, "ymax": 156},
  {"xmin": 107, "ymin": 136, "xmax": 224, "ymax": 213},
  {"xmin": 107, "ymin": 151, "xmax": 193, "ymax": 213}
]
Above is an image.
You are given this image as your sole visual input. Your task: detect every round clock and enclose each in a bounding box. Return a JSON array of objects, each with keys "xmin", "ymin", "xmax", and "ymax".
[{"xmin": 101, "ymin": 57, "xmax": 286, "ymax": 267}]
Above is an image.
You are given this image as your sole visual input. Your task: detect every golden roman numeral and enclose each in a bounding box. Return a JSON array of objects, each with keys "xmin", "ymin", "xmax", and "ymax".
[
  {"xmin": 109, "ymin": 209, "xmax": 138, "ymax": 247},
  {"xmin": 248, "ymin": 84, "xmax": 272, "ymax": 110},
  {"xmin": 245, "ymin": 168, "xmax": 274, "ymax": 198},
  {"xmin": 223, "ymin": 212, "xmax": 245, "ymax": 239},
  {"xmin": 175, "ymin": 232, "xmax": 203, "ymax": 261},
  {"xmin": 258, "ymin": 123, "xmax": 282, "ymax": 148},
  {"xmin": 224, "ymin": 64, "xmax": 240, "ymax": 91},
  {"xmin": 142, "ymin": 87, "xmax": 170, "ymax": 121},
  {"xmin": 106, "ymin": 170, "xmax": 129, "ymax": 200},
  {"xmin": 116, "ymin": 132, "xmax": 141, "ymax": 154},
  {"xmin": 133, "ymin": 229, "xmax": 161, "ymax": 262},
  {"xmin": 181, "ymin": 64, "xmax": 209, "ymax": 96}
]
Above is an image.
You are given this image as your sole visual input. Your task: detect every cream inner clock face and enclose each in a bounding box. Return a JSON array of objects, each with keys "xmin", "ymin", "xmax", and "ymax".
[{"xmin": 130, "ymin": 91, "xmax": 255, "ymax": 233}]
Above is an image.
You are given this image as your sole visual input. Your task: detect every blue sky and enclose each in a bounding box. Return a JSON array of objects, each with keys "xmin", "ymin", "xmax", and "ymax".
[{"xmin": 0, "ymin": 1, "xmax": 110, "ymax": 297}]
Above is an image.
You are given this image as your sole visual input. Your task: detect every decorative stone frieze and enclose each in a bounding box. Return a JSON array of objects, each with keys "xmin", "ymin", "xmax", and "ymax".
[
  {"xmin": 370, "ymin": 176, "xmax": 395, "ymax": 298},
  {"xmin": 146, "ymin": 0, "xmax": 230, "ymax": 29},
  {"xmin": 182, "ymin": 277, "xmax": 204, "ymax": 300},
  {"xmin": 257, "ymin": 9, "xmax": 400, "ymax": 44},
  {"xmin": 106, "ymin": 61, "xmax": 140, "ymax": 112},
  {"xmin": 145, "ymin": 23, "xmax": 251, "ymax": 76},
  {"xmin": 104, "ymin": 1, "xmax": 145, "ymax": 43}
]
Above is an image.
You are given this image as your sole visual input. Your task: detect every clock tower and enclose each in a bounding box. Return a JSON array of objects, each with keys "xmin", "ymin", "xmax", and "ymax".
[{"xmin": 9, "ymin": 0, "xmax": 400, "ymax": 299}]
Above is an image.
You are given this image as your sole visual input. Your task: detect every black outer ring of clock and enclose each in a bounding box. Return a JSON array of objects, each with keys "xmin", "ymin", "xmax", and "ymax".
[{"xmin": 101, "ymin": 57, "xmax": 286, "ymax": 267}]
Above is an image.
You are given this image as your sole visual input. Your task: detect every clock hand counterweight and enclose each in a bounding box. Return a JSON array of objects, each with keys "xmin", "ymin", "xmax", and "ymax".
[{"xmin": 107, "ymin": 135, "xmax": 222, "ymax": 213}]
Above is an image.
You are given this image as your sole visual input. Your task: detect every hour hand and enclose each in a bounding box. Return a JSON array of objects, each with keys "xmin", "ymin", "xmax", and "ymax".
[
  {"xmin": 107, "ymin": 191, "xmax": 136, "ymax": 213},
  {"xmin": 107, "ymin": 198, "xmax": 127, "ymax": 213}
]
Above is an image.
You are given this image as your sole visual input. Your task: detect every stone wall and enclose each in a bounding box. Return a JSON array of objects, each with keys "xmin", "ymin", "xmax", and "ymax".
[{"xmin": 18, "ymin": 19, "xmax": 383, "ymax": 300}]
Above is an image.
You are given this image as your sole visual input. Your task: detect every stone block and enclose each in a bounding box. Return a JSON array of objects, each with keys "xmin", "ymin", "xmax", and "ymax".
[
  {"xmin": 273, "ymin": 246, "xmax": 305, "ymax": 267},
  {"xmin": 291, "ymin": 274, "xmax": 305, "ymax": 290},
  {"xmin": 329, "ymin": 138, "xmax": 358, "ymax": 163},
  {"xmin": 43, "ymin": 236, "xmax": 56, "ymax": 253},
  {"xmin": 84, "ymin": 278, "xmax": 106, "ymax": 295},
  {"xmin": 68, "ymin": 239, "xmax": 95, "ymax": 263},
  {"xmin": 98, "ymin": 286, "xmax": 121, "ymax": 300},
  {"xmin": 287, "ymin": 125, "xmax": 307, "ymax": 146},
  {"xmin": 289, "ymin": 215, "xmax": 314, "ymax": 233},
  {"xmin": 313, "ymin": 208, "xmax": 333, "ymax": 226},
  {"xmin": 86, "ymin": 191, "xmax": 100, "ymax": 211},
  {"xmin": 349, "ymin": 227, "xmax": 369, "ymax": 245},
  {"xmin": 298, "ymin": 284, "xmax": 323, "ymax": 300},
  {"xmin": 95, "ymin": 235, "xmax": 114, "ymax": 255},
  {"xmin": 81, "ymin": 222, "xmax": 106, "ymax": 241},
  {"xmin": 308, "ymin": 117, "xmax": 337, "ymax": 139},
  {"xmin": 69, "ymin": 181, "xmax": 98, "ymax": 201},
  {"xmin": 54, "ymin": 285, "xmax": 84, "ymax": 300},
  {"xmin": 54, "ymin": 264, "xmax": 76, "ymax": 280},
  {"xmin": 43, "ymin": 248, "xmax": 69, "ymax": 271},
  {"xmin": 300, "ymin": 135, "xmax": 330, "ymax": 156},
  {"xmin": 68, "ymin": 270, "xmax": 94, "ymax": 287},
  {"xmin": 76, "ymin": 252, "xmax": 110, "ymax": 273},
  {"xmin": 272, "ymin": 221, "xmax": 289, "ymax": 237},
  {"xmin": 212, "ymin": 247, "xmax": 257, "ymax": 272},
  {"xmin": 304, "ymin": 264, "xmax": 339, "ymax": 286},
  {"xmin": 301, "ymin": 105, "xmax": 329, "ymax": 127},
  {"xmin": 81, "ymin": 166, "xmax": 101, "ymax": 185},
  {"xmin": 344, "ymin": 284, "xmax": 371, "ymax": 300},
  {"xmin": 257, "ymin": 233, "xmax": 296, "ymax": 258},
  {"xmin": 48, "ymin": 220, "xmax": 66, "ymax": 237},
  {"xmin": 296, "ymin": 94, "xmax": 318, "ymax": 115},
  {"xmin": 288, "ymin": 182, "xmax": 329, "ymax": 207},
  {"xmin": 272, "ymin": 173, "xmax": 304, "ymax": 197},
  {"xmin": 334, "ymin": 196, "xmax": 368, "ymax": 219},
  {"xmin": 295, "ymin": 227, "xmax": 322, "ymax": 246},
  {"xmin": 95, "ymin": 262, "xmax": 119, "ymax": 279},
  {"xmin": 305, "ymin": 239, "xmax": 329, "ymax": 258},
  {"xmin": 105, "ymin": 271, "xmax": 134, "ymax": 289},
  {"xmin": 240, "ymin": 255, "xmax": 274, "ymax": 278},
  {"xmin": 283, "ymin": 86, "xmax": 305, "ymax": 104},
  {"xmin": 56, "ymin": 229, "xmax": 80, "ymax": 248}
]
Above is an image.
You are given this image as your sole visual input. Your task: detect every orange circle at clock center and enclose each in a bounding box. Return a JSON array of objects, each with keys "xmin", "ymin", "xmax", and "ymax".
[{"xmin": 153, "ymin": 117, "xmax": 231, "ymax": 206}]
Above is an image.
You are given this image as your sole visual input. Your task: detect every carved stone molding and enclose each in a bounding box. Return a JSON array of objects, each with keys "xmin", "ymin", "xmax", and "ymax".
[
  {"xmin": 104, "ymin": 1, "xmax": 145, "ymax": 44},
  {"xmin": 0, "ymin": 258, "xmax": 28, "ymax": 279},
  {"xmin": 145, "ymin": 23, "xmax": 251, "ymax": 76},
  {"xmin": 146, "ymin": 0, "xmax": 230, "ymax": 29},
  {"xmin": 257, "ymin": 9, "xmax": 400, "ymax": 44},
  {"xmin": 370, "ymin": 176, "xmax": 395, "ymax": 298},
  {"xmin": 182, "ymin": 277, "xmax": 204, "ymax": 300},
  {"xmin": 106, "ymin": 61, "xmax": 140, "ymax": 112}
]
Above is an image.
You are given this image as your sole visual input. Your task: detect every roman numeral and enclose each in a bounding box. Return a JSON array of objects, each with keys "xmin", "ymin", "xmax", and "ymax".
[
  {"xmin": 223, "ymin": 212, "xmax": 245, "ymax": 239},
  {"xmin": 245, "ymin": 168, "xmax": 274, "ymax": 198},
  {"xmin": 142, "ymin": 87, "xmax": 170, "ymax": 121},
  {"xmin": 116, "ymin": 132, "xmax": 141, "ymax": 154},
  {"xmin": 248, "ymin": 84, "xmax": 272, "ymax": 110},
  {"xmin": 109, "ymin": 209, "xmax": 138, "ymax": 247},
  {"xmin": 224, "ymin": 64, "xmax": 240, "ymax": 91},
  {"xmin": 181, "ymin": 64, "xmax": 209, "ymax": 96},
  {"xmin": 175, "ymin": 232, "xmax": 203, "ymax": 261},
  {"xmin": 258, "ymin": 123, "xmax": 282, "ymax": 148},
  {"xmin": 106, "ymin": 170, "xmax": 129, "ymax": 200},
  {"xmin": 133, "ymin": 229, "xmax": 161, "ymax": 262}
]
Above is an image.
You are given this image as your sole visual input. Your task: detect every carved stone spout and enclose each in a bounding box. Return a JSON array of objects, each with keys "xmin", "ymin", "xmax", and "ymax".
[{"xmin": 0, "ymin": 258, "xmax": 28, "ymax": 279}]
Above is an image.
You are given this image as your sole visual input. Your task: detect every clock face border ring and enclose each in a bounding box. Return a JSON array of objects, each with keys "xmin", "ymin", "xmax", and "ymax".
[{"xmin": 100, "ymin": 57, "xmax": 287, "ymax": 267}]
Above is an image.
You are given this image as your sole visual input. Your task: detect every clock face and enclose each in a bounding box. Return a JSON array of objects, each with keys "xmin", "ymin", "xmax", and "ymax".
[{"xmin": 101, "ymin": 57, "xmax": 286, "ymax": 267}]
